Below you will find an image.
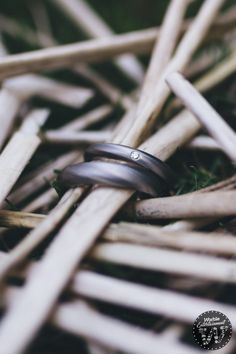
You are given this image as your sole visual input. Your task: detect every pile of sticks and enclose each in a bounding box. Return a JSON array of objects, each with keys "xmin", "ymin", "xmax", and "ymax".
[{"xmin": 0, "ymin": 0, "xmax": 236, "ymax": 353}]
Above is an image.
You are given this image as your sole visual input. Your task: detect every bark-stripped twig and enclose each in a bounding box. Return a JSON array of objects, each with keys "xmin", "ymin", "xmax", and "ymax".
[
  {"xmin": 0, "ymin": 109, "xmax": 49, "ymax": 206},
  {"xmin": 166, "ymin": 72, "xmax": 236, "ymax": 161},
  {"xmin": 51, "ymin": 0, "xmax": 144, "ymax": 84}
]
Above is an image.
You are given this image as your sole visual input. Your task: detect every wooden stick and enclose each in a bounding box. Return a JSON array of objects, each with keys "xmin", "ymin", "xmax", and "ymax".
[
  {"xmin": 28, "ymin": 0, "xmax": 55, "ymax": 48},
  {"xmin": 50, "ymin": 300, "xmax": 202, "ymax": 354},
  {"xmin": 138, "ymin": 0, "xmax": 188, "ymax": 109},
  {"xmin": 0, "ymin": 89, "xmax": 21, "ymax": 150},
  {"xmin": 0, "ymin": 109, "xmax": 49, "ymax": 206},
  {"xmin": 194, "ymin": 174, "xmax": 236, "ymax": 193},
  {"xmin": 0, "ymin": 46, "xmax": 93, "ymax": 150},
  {"xmin": 0, "ymin": 15, "xmax": 134, "ymax": 112},
  {"xmin": 0, "ymin": 15, "xmax": 54, "ymax": 48},
  {"xmin": 166, "ymin": 72, "xmax": 236, "ymax": 162},
  {"xmin": 2, "ymin": 263, "xmax": 236, "ymax": 330},
  {"xmin": 167, "ymin": 47, "xmax": 236, "ymax": 114},
  {"xmin": 0, "ymin": 289, "xmax": 201, "ymax": 354},
  {"xmin": 51, "ymin": 0, "xmax": 144, "ymax": 84},
  {"xmin": 123, "ymin": 0, "xmax": 225, "ymax": 145},
  {"xmin": 3, "ymin": 210, "xmax": 236, "ymax": 257},
  {"xmin": 72, "ymin": 271, "xmax": 236, "ymax": 327},
  {"xmin": 7, "ymin": 150, "xmax": 79, "ymax": 206},
  {"xmin": 2, "ymin": 210, "xmax": 236, "ymax": 257},
  {"xmin": 0, "ymin": 0, "xmax": 233, "ymax": 81},
  {"xmin": 10, "ymin": 108, "xmax": 109, "ymax": 209},
  {"xmin": 43, "ymin": 130, "xmax": 111, "ymax": 145},
  {"xmin": 88, "ymin": 343, "xmax": 116, "ymax": 354},
  {"xmin": 104, "ymin": 222, "xmax": 236, "ymax": 256},
  {"xmin": 1, "ymin": 5, "xmax": 235, "ymax": 53},
  {"xmin": 10, "ymin": 106, "xmax": 111, "ymax": 209},
  {"xmin": 91, "ymin": 242, "xmax": 236, "ymax": 283},
  {"xmin": 0, "ymin": 187, "xmax": 84, "ymax": 280},
  {"xmin": 56, "ymin": 104, "xmax": 112, "ymax": 132},
  {"xmin": 195, "ymin": 48, "xmax": 236, "ymax": 93},
  {"xmin": 129, "ymin": 190, "xmax": 236, "ymax": 220},
  {"xmin": 75, "ymin": 65, "xmax": 134, "ymax": 110},
  {"xmin": 4, "ymin": 74, "xmax": 94, "ymax": 108},
  {"xmin": 0, "ymin": 2, "xmax": 224, "ymax": 353},
  {"xmin": 163, "ymin": 218, "xmax": 216, "ymax": 232},
  {"xmin": 0, "ymin": 211, "xmax": 44, "ymax": 229},
  {"xmin": 0, "ymin": 29, "xmax": 159, "ymax": 80},
  {"xmin": 162, "ymin": 175, "xmax": 236, "ymax": 232},
  {"xmin": 186, "ymin": 135, "xmax": 220, "ymax": 150},
  {"xmin": 184, "ymin": 46, "xmax": 223, "ymax": 78},
  {"xmin": 22, "ymin": 188, "xmax": 59, "ymax": 213}
]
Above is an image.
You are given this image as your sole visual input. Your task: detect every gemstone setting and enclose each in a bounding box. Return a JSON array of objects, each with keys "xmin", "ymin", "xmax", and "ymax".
[{"xmin": 130, "ymin": 151, "xmax": 140, "ymax": 160}]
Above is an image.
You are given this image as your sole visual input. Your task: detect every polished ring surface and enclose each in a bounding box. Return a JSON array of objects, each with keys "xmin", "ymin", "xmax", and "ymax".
[
  {"xmin": 58, "ymin": 161, "xmax": 169, "ymax": 197},
  {"xmin": 84, "ymin": 143, "xmax": 175, "ymax": 188}
]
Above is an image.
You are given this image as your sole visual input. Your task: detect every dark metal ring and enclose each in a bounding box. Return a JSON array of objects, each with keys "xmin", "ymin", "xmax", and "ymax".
[
  {"xmin": 84, "ymin": 143, "xmax": 175, "ymax": 188},
  {"xmin": 58, "ymin": 161, "xmax": 169, "ymax": 197}
]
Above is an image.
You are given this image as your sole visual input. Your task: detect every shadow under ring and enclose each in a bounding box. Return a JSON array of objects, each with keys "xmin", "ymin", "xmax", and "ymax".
[
  {"xmin": 59, "ymin": 161, "xmax": 169, "ymax": 197},
  {"xmin": 84, "ymin": 143, "xmax": 175, "ymax": 188}
]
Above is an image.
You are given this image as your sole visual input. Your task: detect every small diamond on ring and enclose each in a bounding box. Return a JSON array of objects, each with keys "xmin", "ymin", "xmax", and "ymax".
[{"xmin": 130, "ymin": 151, "xmax": 140, "ymax": 160}]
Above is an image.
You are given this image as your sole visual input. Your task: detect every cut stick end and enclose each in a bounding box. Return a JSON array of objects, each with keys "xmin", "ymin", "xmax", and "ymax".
[{"xmin": 165, "ymin": 71, "xmax": 184, "ymax": 87}]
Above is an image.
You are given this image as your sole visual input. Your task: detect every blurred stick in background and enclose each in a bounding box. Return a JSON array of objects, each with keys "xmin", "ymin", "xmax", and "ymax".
[
  {"xmin": 0, "ymin": 109, "xmax": 49, "ymax": 205},
  {"xmin": 167, "ymin": 72, "xmax": 236, "ymax": 162},
  {"xmin": 50, "ymin": 0, "xmax": 144, "ymax": 84}
]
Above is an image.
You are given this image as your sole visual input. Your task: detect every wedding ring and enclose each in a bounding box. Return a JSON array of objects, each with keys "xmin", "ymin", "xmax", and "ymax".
[
  {"xmin": 59, "ymin": 160, "xmax": 169, "ymax": 197},
  {"xmin": 84, "ymin": 143, "xmax": 175, "ymax": 188}
]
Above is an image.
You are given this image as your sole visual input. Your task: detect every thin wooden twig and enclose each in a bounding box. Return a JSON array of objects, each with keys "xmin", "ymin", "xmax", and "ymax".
[
  {"xmin": 75, "ymin": 65, "xmax": 134, "ymax": 110},
  {"xmin": 51, "ymin": 0, "xmax": 144, "ymax": 84},
  {"xmin": 137, "ymin": 0, "xmax": 188, "ymax": 109},
  {"xmin": 43, "ymin": 130, "xmax": 111, "ymax": 145},
  {"xmin": 169, "ymin": 47, "xmax": 236, "ymax": 113},
  {"xmin": 0, "ymin": 15, "xmax": 54, "ymax": 47},
  {"xmin": 22, "ymin": 188, "xmax": 59, "ymax": 213},
  {"xmin": 2, "ymin": 211, "xmax": 236, "ymax": 257},
  {"xmin": 128, "ymin": 190, "xmax": 236, "ymax": 220},
  {"xmin": 162, "ymin": 175, "xmax": 236, "ymax": 232},
  {"xmin": 163, "ymin": 218, "xmax": 215, "ymax": 232},
  {"xmin": 0, "ymin": 211, "xmax": 44, "ymax": 229},
  {"xmin": 166, "ymin": 72, "xmax": 236, "ymax": 162},
  {"xmin": 0, "ymin": 43, "xmax": 93, "ymax": 150},
  {"xmin": 0, "ymin": 89, "xmax": 21, "ymax": 150},
  {"xmin": 4, "ymin": 74, "xmax": 94, "ymax": 108},
  {"xmin": 0, "ymin": 14, "xmax": 134, "ymax": 112},
  {"xmin": 55, "ymin": 104, "xmax": 113, "ymax": 132},
  {"xmin": 0, "ymin": 289, "xmax": 202, "ymax": 354},
  {"xmin": 51, "ymin": 301, "xmax": 200, "ymax": 354},
  {"xmin": 7, "ymin": 150, "xmax": 80, "ymax": 206},
  {"xmin": 91, "ymin": 242, "xmax": 236, "ymax": 283},
  {"xmin": 0, "ymin": 29, "xmax": 159, "ymax": 79},
  {"xmin": 0, "ymin": 187, "xmax": 84, "ymax": 280},
  {"xmin": 0, "ymin": 1, "xmax": 233, "ymax": 81},
  {"xmin": 2, "ymin": 262, "xmax": 236, "ymax": 329},
  {"xmin": 186, "ymin": 135, "xmax": 220, "ymax": 150},
  {"xmin": 1, "ymin": 5, "xmax": 235, "ymax": 53},
  {"xmin": 104, "ymin": 222, "xmax": 236, "ymax": 256},
  {"xmin": 0, "ymin": 109, "xmax": 49, "ymax": 206},
  {"xmin": 195, "ymin": 48, "xmax": 236, "ymax": 93},
  {"xmin": 28, "ymin": 0, "xmax": 55, "ymax": 48},
  {"xmin": 72, "ymin": 271, "xmax": 236, "ymax": 327},
  {"xmin": 123, "ymin": 0, "xmax": 225, "ymax": 145},
  {"xmin": 12, "ymin": 106, "xmax": 111, "ymax": 209}
]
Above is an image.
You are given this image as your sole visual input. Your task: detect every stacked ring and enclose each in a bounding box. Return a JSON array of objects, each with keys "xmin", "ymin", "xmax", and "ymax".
[
  {"xmin": 58, "ymin": 160, "xmax": 169, "ymax": 197},
  {"xmin": 59, "ymin": 143, "xmax": 175, "ymax": 197},
  {"xmin": 84, "ymin": 143, "xmax": 175, "ymax": 188}
]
